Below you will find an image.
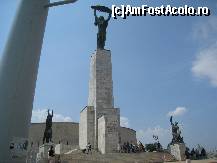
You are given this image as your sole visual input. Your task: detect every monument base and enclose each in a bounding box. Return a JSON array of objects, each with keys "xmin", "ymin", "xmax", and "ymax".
[
  {"xmin": 170, "ymin": 143, "xmax": 186, "ymax": 161},
  {"xmin": 36, "ymin": 143, "xmax": 55, "ymax": 163},
  {"xmin": 98, "ymin": 110, "xmax": 120, "ymax": 154}
]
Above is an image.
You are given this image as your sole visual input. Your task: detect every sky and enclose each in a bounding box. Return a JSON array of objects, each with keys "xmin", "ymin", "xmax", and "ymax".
[{"xmin": 0, "ymin": 0, "xmax": 217, "ymax": 150}]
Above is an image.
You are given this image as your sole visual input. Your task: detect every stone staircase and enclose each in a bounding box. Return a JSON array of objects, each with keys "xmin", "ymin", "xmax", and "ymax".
[{"xmin": 60, "ymin": 150, "xmax": 176, "ymax": 163}]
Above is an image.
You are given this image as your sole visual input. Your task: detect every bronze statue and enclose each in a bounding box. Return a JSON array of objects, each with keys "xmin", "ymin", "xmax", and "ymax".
[
  {"xmin": 91, "ymin": 5, "xmax": 112, "ymax": 49},
  {"xmin": 170, "ymin": 116, "xmax": 184, "ymax": 144},
  {"xmin": 43, "ymin": 109, "xmax": 53, "ymax": 144}
]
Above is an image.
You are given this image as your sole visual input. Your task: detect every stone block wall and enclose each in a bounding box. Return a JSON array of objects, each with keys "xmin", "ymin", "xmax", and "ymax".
[
  {"xmin": 98, "ymin": 116, "xmax": 106, "ymax": 154},
  {"xmin": 119, "ymin": 127, "xmax": 137, "ymax": 145},
  {"xmin": 93, "ymin": 107, "xmax": 120, "ymax": 150},
  {"xmin": 79, "ymin": 106, "xmax": 95, "ymax": 149},
  {"xmin": 29, "ymin": 121, "xmax": 136, "ymax": 154},
  {"xmin": 29, "ymin": 122, "xmax": 79, "ymax": 148},
  {"xmin": 88, "ymin": 49, "xmax": 114, "ymax": 109},
  {"xmin": 98, "ymin": 113, "xmax": 119, "ymax": 154}
]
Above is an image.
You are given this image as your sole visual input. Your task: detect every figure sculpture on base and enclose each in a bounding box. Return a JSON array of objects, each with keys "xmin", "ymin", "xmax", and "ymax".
[
  {"xmin": 168, "ymin": 116, "xmax": 186, "ymax": 161},
  {"xmin": 170, "ymin": 116, "xmax": 184, "ymax": 144},
  {"xmin": 153, "ymin": 135, "xmax": 162, "ymax": 152},
  {"xmin": 43, "ymin": 109, "xmax": 53, "ymax": 144},
  {"xmin": 91, "ymin": 5, "xmax": 112, "ymax": 49}
]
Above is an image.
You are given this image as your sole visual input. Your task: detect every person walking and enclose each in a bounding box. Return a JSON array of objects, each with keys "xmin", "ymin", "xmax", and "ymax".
[
  {"xmin": 48, "ymin": 146, "xmax": 55, "ymax": 163},
  {"xmin": 185, "ymin": 147, "xmax": 191, "ymax": 163},
  {"xmin": 86, "ymin": 142, "xmax": 92, "ymax": 154}
]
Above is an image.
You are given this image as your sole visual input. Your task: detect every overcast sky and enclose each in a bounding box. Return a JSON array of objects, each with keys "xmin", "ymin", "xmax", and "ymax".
[{"xmin": 0, "ymin": 0, "xmax": 217, "ymax": 150}]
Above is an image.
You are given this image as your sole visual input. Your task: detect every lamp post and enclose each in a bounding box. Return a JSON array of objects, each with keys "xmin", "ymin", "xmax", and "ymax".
[{"xmin": 0, "ymin": 0, "xmax": 78, "ymax": 162}]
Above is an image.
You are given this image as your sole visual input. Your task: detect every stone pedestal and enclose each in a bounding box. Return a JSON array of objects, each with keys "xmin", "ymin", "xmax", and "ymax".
[
  {"xmin": 79, "ymin": 106, "xmax": 95, "ymax": 150},
  {"xmin": 80, "ymin": 49, "xmax": 119, "ymax": 153},
  {"xmin": 36, "ymin": 143, "xmax": 55, "ymax": 163},
  {"xmin": 79, "ymin": 49, "xmax": 136, "ymax": 154},
  {"xmin": 88, "ymin": 49, "xmax": 114, "ymax": 109},
  {"xmin": 88, "ymin": 49, "xmax": 114, "ymax": 149},
  {"xmin": 170, "ymin": 143, "xmax": 186, "ymax": 161},
  {"xmin": 98, "ymin": 112, "xmax": 119, "ymax": 154}
]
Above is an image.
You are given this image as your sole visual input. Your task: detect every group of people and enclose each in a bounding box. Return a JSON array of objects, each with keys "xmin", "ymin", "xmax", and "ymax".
[
  {"xmin": 119, "ymin": 141, "xmax": 146, "ymax": 153},
  {"xmin": 185, "ymin": 147, "xmax": 207, "ymax": 160},
  {"xmin": 81, "ymin": 141, "xmax": 146, "ymax": 154}
]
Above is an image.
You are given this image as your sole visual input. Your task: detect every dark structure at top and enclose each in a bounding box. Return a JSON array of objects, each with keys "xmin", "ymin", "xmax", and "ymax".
[
  {"xmin": 91, "ymin": 5, "xmax": 112, "ymax": 49},
  {"xmin": 43, "ymin": 109, "xmax": 53, "ymax": 144},
  {"xmin": 170, "ymin": 116, "xmax": 184, "ymax": 144}
]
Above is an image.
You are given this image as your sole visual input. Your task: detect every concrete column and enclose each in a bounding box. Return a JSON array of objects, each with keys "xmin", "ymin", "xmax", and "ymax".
[
  {"xmin": 88, "ymin": 49, "xmax": 114, "ymax": 109},
  {"xmin": 0, "ymin": 0, "xmax": 49, "ymax": 162}
]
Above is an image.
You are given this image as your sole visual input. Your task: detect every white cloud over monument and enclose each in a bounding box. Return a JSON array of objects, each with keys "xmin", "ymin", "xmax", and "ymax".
[
  {"xmin": 31, "ymin": 109, "xmax": 72, "ymax": 123},
  {"xmin": 193, "ymin": 16, "xmax": 217, "ymax": 41},
  {"xmin": 120, "ymin": 116, "xmax": 130, "ymax": 128},
  {"xmin": 167, "ymin": 107, "xmax": 187, "ymax": 117},
  {"xmin": 192, "ymin": 16, "xmax": 217, "ymax": 87},
  {"xmin": 192, "ymin": 43, "xmax": 217, "ymax": 87}
]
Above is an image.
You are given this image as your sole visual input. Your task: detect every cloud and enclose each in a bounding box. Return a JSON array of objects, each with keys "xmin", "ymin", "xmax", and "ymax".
[
  {"xmin": 167, "ymin": 107, "xmax": 187, "ymax": 117},
  {"xmin": 192, "ymin": 16, "xmax": 217, "ymax": 87},
  {"xmin": 120, "ymin": 116, "xmax": 130, "ymax": 128},
  {"xmin": 193, "ymin": 16, "xmax": 217, "ymax": 42},
  {"xmin": 192, "ymin": 43, "xmax": 217, "ymax": 87},
  {"xmin": 137, "ymin": 126, "xmax": 170, "ymax": 148},
  {"xmin": 31, "ymin": 109, "xmax": 72, "ymax": 123}
]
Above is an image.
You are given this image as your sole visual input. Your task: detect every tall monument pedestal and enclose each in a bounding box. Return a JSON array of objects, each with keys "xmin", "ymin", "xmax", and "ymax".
[
  {"xmin": 79, "ymin": 49, "xmax": 120, "ymax": 154},
  {"xmin": 170, "ymin": 143, "xmax": 186, "ymax": 161},
  {"xmin": 88, "ymin": 49, "xmax": 114, "ymax": 109}
]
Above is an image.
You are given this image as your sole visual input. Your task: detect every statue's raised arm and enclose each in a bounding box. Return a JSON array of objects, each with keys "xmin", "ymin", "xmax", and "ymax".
[
  {"xmin": 47, "ymin": 109, "xmax": 53, "ymax": 119},
  {"xmin": 94, "ymin": 9, "xmax": 98, "ymax": 26},
  {"xmin": 170, "ymin": 116, "xmax": 173, "ymax": 125},
  {"xmin": 91, "ymin": 5, "xmax": 112, "ymax": 24},
  {"xmin": 106, "ymin": 13, "xmax": 111, "ymax": 22}
]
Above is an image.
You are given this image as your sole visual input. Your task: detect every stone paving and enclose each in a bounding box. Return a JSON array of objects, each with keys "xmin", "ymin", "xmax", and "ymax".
[
  {"xmin": 165, "ymin": 159, "xmax": 217, "ymax": 163},
  {"xmin": 61, "ymin": 151, "xmax": 175, "ymax": 163}
]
